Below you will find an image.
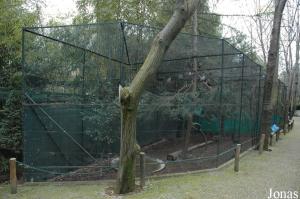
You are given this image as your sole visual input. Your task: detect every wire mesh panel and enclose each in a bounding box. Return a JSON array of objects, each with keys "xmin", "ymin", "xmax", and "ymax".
[
  {"xmin": 22, "ymin": 22, "xmax": 282, "ymax": 181},
  {"xmin": 23, "ymin": 23, "xmax": 125, "ymax": 181},
  {"xmin": 273, "ymin": 80, "xmax": 287, "ymax": 128}
]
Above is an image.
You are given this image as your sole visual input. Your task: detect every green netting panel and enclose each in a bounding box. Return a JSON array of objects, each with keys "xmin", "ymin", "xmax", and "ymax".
[
  {"xmin": 196, "ymin": 118, "xmax": 258, "ymax": 135},
  {"xmin": 0, "ymin": 87, "xmax": 10, "ymax": 100},
  {"xmin": 272, "ymin": 80, "xmax": 287, "ymax": 128}
]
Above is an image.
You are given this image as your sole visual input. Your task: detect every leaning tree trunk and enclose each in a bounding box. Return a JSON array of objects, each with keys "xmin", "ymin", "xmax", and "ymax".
[
  {"xmin": 116, "ymin": 0, "xmax": 201, "ymax": 194},
  {"xmin": 261, "ymin": 0, "xmax": 287, "ymax": 150},
  {"xmin": 116, "ymin": 86, "xmax": 139, "ymax": 193}
]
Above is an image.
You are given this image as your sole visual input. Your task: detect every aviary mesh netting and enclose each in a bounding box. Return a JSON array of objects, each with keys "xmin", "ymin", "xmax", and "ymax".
[{"xmin": 22, "ymin": 22, "xmax": 286, "ymax": 181}]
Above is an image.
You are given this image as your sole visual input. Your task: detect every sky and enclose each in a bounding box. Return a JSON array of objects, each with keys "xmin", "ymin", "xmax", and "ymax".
[
  {"xmin": 213, "ymin": 0, "xmax": 272, "ymax": 35},
  {"xmin": 42, "ymin": 0, "xmax": 271, "ymax": 24},
  {"xmin": 42, "ymin": 0, "xmax": 300, "ymax": 74},
  {"xmin": 42, "ymin": 0, "xmax": 77, "ymax": 23},
  {"xmin": 214, "ymin": 0, "xmax": 271, "ymax": 14},
  {"xmin": 41, "ymin": 0, "xmax": 272, "ymax": 36}
]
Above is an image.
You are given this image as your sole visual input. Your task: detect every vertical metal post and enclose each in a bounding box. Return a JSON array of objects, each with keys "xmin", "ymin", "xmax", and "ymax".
[
  {"xmin": 217, "ymin": 39, "xmax": 224, "ymax": 167},
  {"xmin": 283, "ymin": 84, "xmax": 286, "ymax": 129},
  {"xmin": 238, "ymin": 54, "xmax": 245, "ymax": 143},
  {"xmin": 21, "ymin": 29, "xmax": 26, "ymax": 169},
  {"xmin": 119, "ymin": 24, "xmax": 125, "ymax": 86},
  {"xmin": 284, "ymin": 84, "xmax": 288, "ymax": 134},
  {"xmin": 281, "ymin": 83, "xmax": 284, "ymax": 128},
  {"xmin": 82, "ymin": 50, "xmax": 86, "ymax": 100},
  {"xmin": 81, "ymin": 51, "xmax": 86, "ymax": 158},
  {"xmin": 120, "ymin": 22, "xmax": 131, "ymax": 65},
  {"xmin": 275, "ymin": 80, "xmax": 280, "ymax": 124},
  {"xmin": 120, "ymin": 22, "xmax": 133, "ymax": 81},
  {"xmin": 249, "ymin": 92, "xmax": 254, "ymax": 143},
  {"xmin": 255, "ymin": 65, "xmax": 262, "ymax": 145},
  {"xmin": 21, "ymin": 29, "xmax": 25, "ymax": 95},
  {"xmin": 279, "ymin": 82, "xmax": 282, "ymax": 129}
]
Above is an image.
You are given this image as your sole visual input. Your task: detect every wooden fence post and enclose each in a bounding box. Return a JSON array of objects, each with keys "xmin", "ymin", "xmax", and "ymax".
[
  {"xmin": 140, "ymin": 152, "xmax": 145, "ymax": 188},
  {"xmin": 259, "ymin": 134, "xmax": 265, "ymax": 154},
  {"xmin": 234, "ymin": 144, "xmax": 241, "ymax": 172},
  {"xmin": 9, "ymin": 158, "xmax": 17, "ymax": 194}
]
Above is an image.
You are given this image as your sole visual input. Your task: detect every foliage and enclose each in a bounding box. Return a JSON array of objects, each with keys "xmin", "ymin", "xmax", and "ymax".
[
  {"xmin": 74, "ymin": 0, "xmax": 221, "ymax": 37},
  {"xmin": 82, "ymin": 81, "xmax": 120, "ymax": 151},
  {"xmin": 0, "ymin": 0, "xmax": 41, "ymax": 153},
  {"xmin": 0, "ymin": 84, "xmax": 22, "ymax": 150},
  {"xmin": 0, "ymin": 0, "xmax": 41, "ymax": 87},
  {"xmin": 227, "ymin": 32, "xmax": 263, "ymax": 66},
  {"xmin": 0, "ymin": 155, "xmax": 9, "ymax": 173}
]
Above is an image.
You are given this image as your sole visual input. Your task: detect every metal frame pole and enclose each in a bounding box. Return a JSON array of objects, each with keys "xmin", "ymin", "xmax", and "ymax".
[
  {"xmin": 255, "ymin": 65, "xmax": 262, "ymax": 145},
  {"xmin": 82, "ymin": 51, "xmax": 86, "ymax": 100},
  {"xmin": 238, "ymin": 54, "xmax": 245, "ymax": 143},
  {"xmin": 119, "ymin": 25, "xmax": 125, "ymax": 86},
  {"xmin": 217, "ymin": 39, "xmax": 225, "ymax": 167},
  {"xmin": 274, "ymin": 80, "xmax": 280, "ymax": 125},
  {"xmin": 21, "ymin": 29, "xmax": 26, "ymax": 178},
  {"xmin": 81, "ymin": 50, "xmax": 86, "ymax": 158}
]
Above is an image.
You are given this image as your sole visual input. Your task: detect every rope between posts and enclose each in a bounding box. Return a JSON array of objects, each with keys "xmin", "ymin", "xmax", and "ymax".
[
  {"xmin": 16, "ymin": 160, "xmax": 64, "ymax": 175},
  {"xmin": 240, "ymin": 137, "xmax": 257, "ymax": 146},
  {"xmin": 16, "ymin": 146, "xmax": 236, "ymax": 175},
  {"xmin": 25, "ymin": 93, "xmax": 97, "ymax": 162},
  {"xmin": 16, "ymin": 140, "xmax": 255, "ymax": 176},
  {"xmin": 16, "ymin": 161, "xmax": 113, "ymax": 175}
]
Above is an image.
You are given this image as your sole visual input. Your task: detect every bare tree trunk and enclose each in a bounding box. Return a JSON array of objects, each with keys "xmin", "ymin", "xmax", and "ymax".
[
  {"xmin": 283, "ymin": 20, "xmax": 300, "ymax": 129},
  {"xmin": 293, "ymin": 72, "xmax": 299, "ymax": 110},
  {"xmin": 116, "ymin": 0, "xmax": 201, "ymax": 194},
  {"xmin": 258, "ymin": 17, "xmax": 267, "ymax": 64},
  {"xmin": 261, "ymin": 0, "xmax": 287, "ymax": 150},
  {"xmin": 288, "ymin": 72, "xmax": 294, "ymax": 109},
  {"xmin": 251, "ymin": 0, "xmax": 270, "ymax": 66},
  {"xmin": 287, "ymin": 28, "xmax": 295, "ymax": 112},
  {"xmin": 292, "ymin": 23, "xmax": 300, "ymax": 114}
]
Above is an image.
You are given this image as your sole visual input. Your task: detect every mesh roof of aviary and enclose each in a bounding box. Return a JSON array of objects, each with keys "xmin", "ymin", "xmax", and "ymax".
[
  {"xmin": 23, "ymin": 22, "xmax": 263, "ymax": 88},
  {"xmin": 24, "ymin": 22, "xmax": 242, "ymax": 62}
]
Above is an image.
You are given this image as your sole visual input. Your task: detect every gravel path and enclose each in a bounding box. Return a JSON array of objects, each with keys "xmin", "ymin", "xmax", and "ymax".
[{"xmin": 1, "ymin": 118, "xmax": 300, "ymax": 199}]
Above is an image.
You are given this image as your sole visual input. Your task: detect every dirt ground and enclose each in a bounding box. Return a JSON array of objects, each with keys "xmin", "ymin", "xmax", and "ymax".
[
  {"xmin": 1, "ymin": 117, "xmax": 299, "ymax": 199},
  {"xmin": 46, "ymin": 134, "xmax": 254, "ymax": 181}
]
